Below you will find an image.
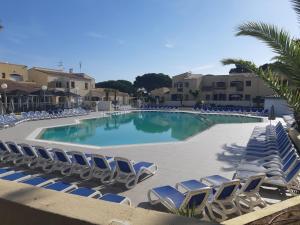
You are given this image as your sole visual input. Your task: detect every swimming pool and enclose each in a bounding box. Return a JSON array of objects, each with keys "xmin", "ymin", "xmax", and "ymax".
[{"xmin": 39, "ymin": 111, "xmax": 262, "ymax": 147}]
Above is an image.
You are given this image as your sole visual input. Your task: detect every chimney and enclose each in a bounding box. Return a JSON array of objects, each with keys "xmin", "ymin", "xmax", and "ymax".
[{"xmin": 69, "ymin": 68, "xmax": 73, "ymax": 73}]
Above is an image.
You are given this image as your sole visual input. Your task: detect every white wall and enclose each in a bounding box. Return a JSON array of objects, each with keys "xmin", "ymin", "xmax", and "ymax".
[
  {"xmin": 264, "ymin": 97, "xmax": 293, "ymax": 116},
  {"xmin": 97, "ymin": 101, "xmax": 112, "ymax": 111}
]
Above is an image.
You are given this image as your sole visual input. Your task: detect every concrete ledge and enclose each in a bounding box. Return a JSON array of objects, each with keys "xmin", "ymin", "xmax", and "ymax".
[
  {"xmin": 289, "ymin": 127, "xmax": 300, "ymax": 150},
  {"xmin": 0, "ymin": 180, "xmax": 214, "ymax": 225},
  {"xmin": 222, "ymin": 196, "xmax": 300, "ymax": 225}
]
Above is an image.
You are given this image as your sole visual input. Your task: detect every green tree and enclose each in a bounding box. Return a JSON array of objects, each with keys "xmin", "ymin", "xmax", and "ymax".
[
  {"xmin": 222, "ymin": 0, "xmax": 300, "ymax": 126},
  {"xmin": 133, "ymin": 73, "xmax": 172, "ymax": 92},
  {"xmin": 96, "ymin": 80, "xmax": 135, "ymax": 94}
]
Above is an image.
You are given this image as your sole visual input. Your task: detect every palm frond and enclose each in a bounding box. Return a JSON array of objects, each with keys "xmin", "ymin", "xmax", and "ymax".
[
  {"xmin": 292, "ymin": 0, "xmax": 300, "ymax": 25},
  {"xmin": 222, "ymin": 58, "xmax": 300, "ymax": 113},
  {"xmin": 235, "ymin": 22, "xmax": 300, "ymax": 84}
]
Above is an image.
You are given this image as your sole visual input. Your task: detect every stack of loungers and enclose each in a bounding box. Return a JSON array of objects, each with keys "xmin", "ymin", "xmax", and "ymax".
[
  {"xmin": 0, "ymin": 108, "xmax": 89, "ymax": 129},
  {"xmin": 148, "ymin": 121, "xmax": 299, "ymax": 222},
  {"xmin": 193, "ymin": 106, "xmax": 268, "ymax": 116},
  {"xmin": 235, "ymin": 122, "xmax": 300, "ymax": 195}
]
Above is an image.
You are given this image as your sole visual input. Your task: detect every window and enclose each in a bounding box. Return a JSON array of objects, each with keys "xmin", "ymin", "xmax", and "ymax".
[
  {"xmin": 230, "ymin": 81, "xmax": 243, "ymax": 87},
  {"xmin": 245, "ymin": 94, "xmax": 251, "ymax": 101},
  {"xmin": 66, "ymin": 82, "xmax": 70, "ymax": 88},
  {"xmin": 185, "ymin": 82, "xmax": 189, "ymax": 88},
  {"xmin": 205, "ymin": 95, "xmax": 210, "ymax": 100},
  {"xmin": 1, "ymin": 73, "xmax": 5, "ymax": 78},
  {"xmin": 71, "ymin": 81, "xmax": 75, "ymax": 88},
  {"xmin": 85, "ymin": 83, "xmax": 88, "ymax": 89},
  {"xmin": 56, "ymin": 81, "xmax": 62, "ymax": 88},
  {"xmin": 213, "ymin": 94, "xmax": 218, "ymax": 101},
  {"xmin": 246, "ymin": 81, "xmax": 251, "ymax": 87},
  {"xmin": 10, "ymin": 74, "xmax": 23, "ymax": 81},
  {"xmin": 185, "ymin": 94, "xmax": 189, "ymax": 100}
]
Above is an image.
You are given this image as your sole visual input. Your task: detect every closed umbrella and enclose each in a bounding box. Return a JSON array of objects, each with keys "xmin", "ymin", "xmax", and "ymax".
[
  {"xmin": 26, "ymin": 97, "xmax": 29, "ymax": 111},
  {"xmin": 8, "ymin": 98, "xmax": 15, "ymax": 113},
  {"xmin": 0, "ymin": 101, "xmax": 4, "ymax": 115},
  {"xmin": 268, "ymin": 105, "xmax": 276, "ymax": 125}
]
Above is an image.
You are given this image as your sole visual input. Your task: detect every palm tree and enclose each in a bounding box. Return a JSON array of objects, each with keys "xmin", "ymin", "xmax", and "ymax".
[{"xmin": 222, "ymin": 0, "xmax": 300, "ymax": 126}]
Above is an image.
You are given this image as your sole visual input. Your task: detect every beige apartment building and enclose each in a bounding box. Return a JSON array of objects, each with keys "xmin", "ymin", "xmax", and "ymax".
[
  {"xmin": 28, "ymin": 67, "xmax": 95, "ymax": 97},
  {"xmin": 169, "ymin": 72, "xmax": 203, "ymax": 101},
  {"xmin": 0, "ymin": 62, "xmax": 28, "ymax": 81},
  {"xmin": 162, "ymin": 72, "xmax": 275, "ymax": 107}
]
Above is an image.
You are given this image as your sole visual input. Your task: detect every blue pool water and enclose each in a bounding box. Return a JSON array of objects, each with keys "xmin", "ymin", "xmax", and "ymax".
[{"xmin": 39, "ymin": 111, "xmax": 261, "ymax": 146}]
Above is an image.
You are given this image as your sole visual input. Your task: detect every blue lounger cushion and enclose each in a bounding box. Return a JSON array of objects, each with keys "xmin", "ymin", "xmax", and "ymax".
[
  {"xmin": 44, "ymin": 181, "xmax": 73, "ymax": 191},
  {"xmin": 0, "ymin": 168, "xmax": 12, "ymax": 174},
  {"xmin": 99, "ymin": 193, "xmax": 127, "ymax": 204},
  {"xmin": 1, "ymin": 172, "xmax": 29, "ymax": 181},
  {"xmin": 21, "ymin": 177, "xmax": 51, "ymax": 186},
  {"xmin": 179, "ymin": 180, "xmax": 208, "ymax": 190},
  {"xmin": 70, "ymin": 187, "xmax": 97, "ymax": 197}
]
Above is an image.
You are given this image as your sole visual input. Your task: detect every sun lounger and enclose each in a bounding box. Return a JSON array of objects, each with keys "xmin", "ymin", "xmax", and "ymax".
[
  {"xmin": 90, "ymin": 154, "xmax": 116, "ymax": 183},
  {"xmin": 115, "ymin": 157, "xmax": 158, "ymax": 189},
  {"xmin": 148, "ymin": 184, "xmax": 210, "ymax": 214},
  {"xmin": 176, "ymin": 177, "xmax": 240, "ymax": 222}
]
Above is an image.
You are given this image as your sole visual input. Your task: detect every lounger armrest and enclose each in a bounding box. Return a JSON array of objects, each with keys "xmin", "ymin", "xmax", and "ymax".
[{"xmin": 164, "ymin": 197, "xmax": 177, "ymax": 210}]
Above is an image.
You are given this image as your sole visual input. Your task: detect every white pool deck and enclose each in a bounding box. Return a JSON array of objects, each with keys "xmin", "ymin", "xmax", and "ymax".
[{"xmin": 0, "ymin": 110, "xmax": 286, "ymax": 211}]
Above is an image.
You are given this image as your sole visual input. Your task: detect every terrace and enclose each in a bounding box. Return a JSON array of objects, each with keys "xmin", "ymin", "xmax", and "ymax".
[{"xmin": 0, "ymin": 108, "xmax": 296, "ymax": 224}]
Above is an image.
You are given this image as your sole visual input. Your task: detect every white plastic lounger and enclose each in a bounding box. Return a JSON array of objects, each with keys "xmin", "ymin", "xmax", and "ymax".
[
  {"xmin": 34, "ymin": 145, "xmax": 56, "ymax": 173},
  {"xmin": 262, "ymin": 160, "xmax": 300, "ymax": 196},
  {"xmin": 52, "ymin": 148, "xmax": 73, "ymax": 175},
  {"xmin": 233, "ymin": 173, "xmax": 266, "ymax": 213},
  {"xmin": 69, "ymin": 151, "xmax": 93, "ymax": 179},
  {"xmin": 5, "ymin": 141, "xmax": 25, "ymax": 165},
  {"xmin": 18, "ymin": 143, "xmax": 39, "ymax": 168},
  {"xmin": 148, "ymin": 184, "xmax": 210, "ymax": 214},
  {"xmin": 237, "ymin": 153, "xmax": 298, "ymax": 177},
  {"xmin": 90, "ymin": 154, "xmax": 116, "ymax": 183},
  {"xmin": 115, "ymin": 157, "xmax": 158, "ymax": 189},
  {"xmin": 0, "ymin": 141, "xmax": 11, "ymax": 161},
  {"xmin": 176, "ymin": 178, "xmax": 240, "ymax": 222}
]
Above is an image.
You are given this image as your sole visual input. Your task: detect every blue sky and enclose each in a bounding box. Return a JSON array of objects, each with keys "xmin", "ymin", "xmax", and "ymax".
[{"xmin": 0, "ymin": 0, "xmax": 298, "ymax": 82}]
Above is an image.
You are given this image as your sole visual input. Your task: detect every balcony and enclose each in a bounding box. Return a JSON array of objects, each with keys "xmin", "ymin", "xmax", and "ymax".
[
  {"xmin": 213, "ymin": 82, "xmax": 227, "ymax": 90},
  {"xmin": 201, "ymin": 86, "xmax": 213, "ymax": 91}
]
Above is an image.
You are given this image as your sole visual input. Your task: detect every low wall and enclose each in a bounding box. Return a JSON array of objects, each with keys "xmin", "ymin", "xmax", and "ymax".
[
  {"xmin": 222, "ymin": 195, "xmax": 300, "ymax": 225},
  {"xmin": 289, "ymin": 127, "xmax": 300, "ymax": 151},
  {"xmin": 264, "ymin": 97, "xmax": 293, "ymax": 116},
  {"xmin": 0, "ymin": 180, "xmax": 214, "ymax": 225}
]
